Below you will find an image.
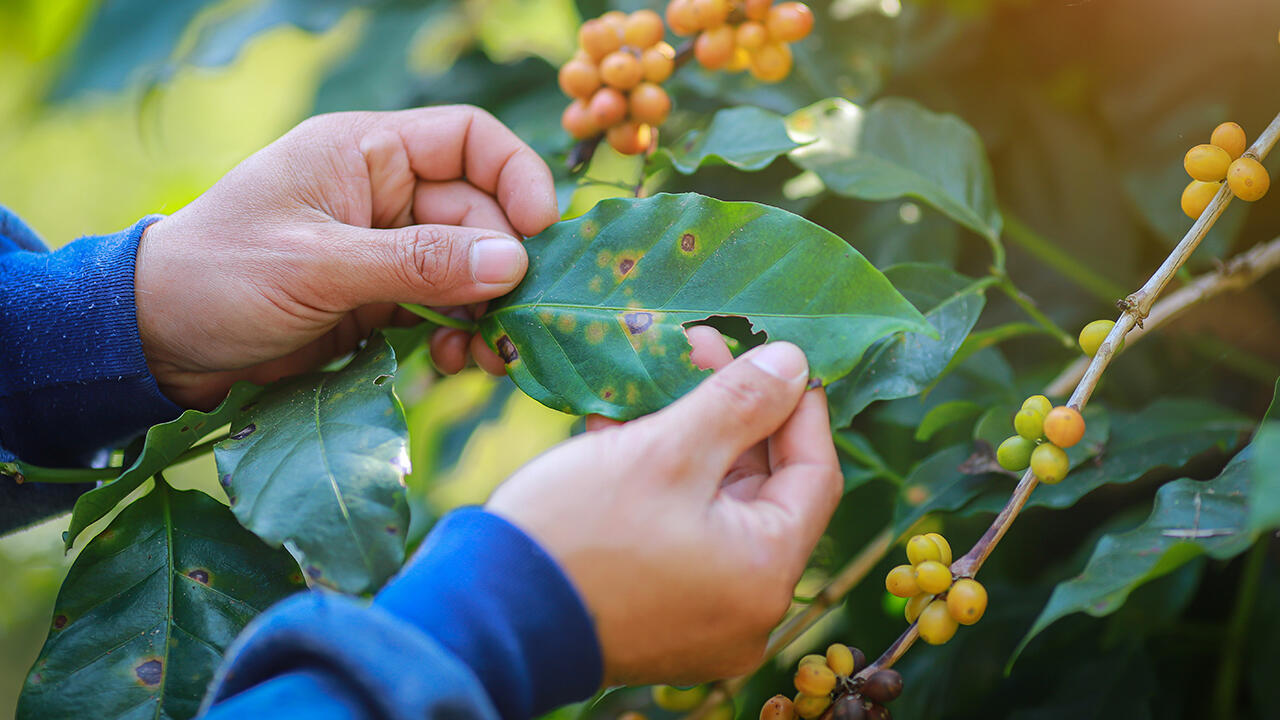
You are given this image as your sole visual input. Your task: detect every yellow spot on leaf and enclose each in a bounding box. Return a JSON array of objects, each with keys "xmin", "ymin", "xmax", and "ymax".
[{"xmin": 585, "ymin": 322, "xmax": 606, "ymax": 344}]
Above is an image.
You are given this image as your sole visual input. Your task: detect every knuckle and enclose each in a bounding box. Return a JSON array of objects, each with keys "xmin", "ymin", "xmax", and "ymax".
[
  {"xmin": 707, "ymin": 374, "xmax": 769, "ymax": 416},
  {"xmin": 398, "ymin": 227, "xmax": 459, "ymax": 291}
]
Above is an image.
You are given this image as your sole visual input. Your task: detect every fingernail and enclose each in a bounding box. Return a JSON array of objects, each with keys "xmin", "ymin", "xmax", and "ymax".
[
  {"xmin": 471, "ymin": 237, "xmax": 526, "ymax": 285},
  {"xmin": 749, "ymin": 342, "xmax": 808, "ymax": 381}
]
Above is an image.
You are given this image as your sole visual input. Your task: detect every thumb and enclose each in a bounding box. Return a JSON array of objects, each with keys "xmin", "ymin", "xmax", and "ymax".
[
  {"xmin": 324, "ymin": 223, "xmax": 528, "ymax": 308},
  {"xmin": 646, "ymin": 342, "xmax": 811, "ymax": 474}
]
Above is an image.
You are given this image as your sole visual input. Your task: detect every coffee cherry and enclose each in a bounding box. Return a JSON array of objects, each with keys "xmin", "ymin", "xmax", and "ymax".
[
  {"xmin": 794, "ymin": 662, "xmax": 837, "ymax": 696},
  {"xmin": 624, "ymin": 9, "xmax": 665, "ymax": 48},
  {"xmin": 914, "ymin": 560, "xmax": 952, "ymax": 594},
  {"xmin": 925, "ymin": 532, "xmax": 952, "ymax": 565},
  {"xmin": 904, "ymin": 593, "xmax": 930, "ymax": 623},
  {"xmin": 692, "ymin": 0, "xmax": 731, "ymax": 27},
  {"xmin": 1184, "ymin": 143, "xmax": 1232, "ymax": 182},
  {"xmin": 580, "ymin": 18, "xmax": 623, "ymax": 60},
  {"xmin": 653, "ymin": 684, "xmax": 708, "ymax": 710},
  {"xmin": 947, "ymin": 578, "xmax": 987, "ymax": 625},
  {"xmin": 587, "ymin": 87, "xmax": 628, "ymax": 127},
  {"xmin": 695, "ymin": 24, "xmax": 736, "ymax": 69},
  {"xmin": 849, "ymin": 646, "xmax": 867, "ymax": 674},
  {"xmin": 561, "ymin": 100, "xmax": 599, "ymax": 140},
  {"xmin": 736, "ymin": 20, "xmax": 769, "ymax": 50},
  {"xmin": 744, "ymin": 0, "xmax": 774, "ymax": 21},
  {"xmin": 996, "ymin": 435, "xmax": 1034, "ymax": 472},
  {"xmin": 826, "ymin": 642, "xmax": 855, "ymax": 676},
  {"xmin": 558, "ymin": 59, "xmax": 601, "ymax": 99},
  {"xmin": 865, "ymin": 704, "xmax": 891, "ymax": 720},
  {"xmin": 793, "ymin": 693, "xmax": 831, "ymax": 719},
  {"xmin": 760, "ymin": 695, "xmax": 797, "ymax": 720},
  {"xmin": 799, "ymin": 653, "xmax": 827, "ymax": 666},
  {"xmin": 1211, "ymin": 121, "xmax": 1248, "ymax": 160},
  {"xmin": 1030, "ymin": 442, "xmax": 1069, "ymax": 484},
  {"xmin": 885, "ymin": 564, "xmax": 920, "ymax": 598},
  {"xmin": 725, "ymin": 46, "xmax": 752, "ymax": 72},
  {"xmin": 766, "ymin": 2, "xmax": 814, "ymax": 42},
  {"xmin": 1013, "ymin": 408, "xmax": 1044, "ymax": 441},
  {"xmin": 629, "ymin": 83, "xmax": 671, "ymax": 125},
  {"xmin": 917, "ymin": 598, "xmax": 958, "ymax": 644},
  {"xmin": 619, "ymin": 713, "xmax": 647, "ymax": 720},
  {"xmin": 905, "ymin": 534, "xmax": 942, "ymax": 565},
  {"xmin": 641, "ymin": 42, "xmax": 676, "ymax": 82},
  {"xmin": 1181, "ymin": 180, "xmax": 1220, "ymax": 219},
  {"xmin": 606, "ymin": 122, "xmax": 652, "ymax": 155},
  {"xmin": 1078, "ymin": 319, "xmax": 1115, "ymax": 357},
  {"xmin": 1021, "ymin": 394, "xmax": 1053, "ymax": 417},
  {"xmin": 666, "ymin": 0, "xmax": 700, "ymax": 35},
  {"xmin": 600, "ymin": 50, "xmax": 644, "ymax": 90},
  {"xmin": 829, "ymin": 695, "xmax": 867, "ymax": 720},
  {"xmin": 1227, "ymin": 157, "xmax": 1270, "ymax": 201},
  {"xmin": 861, "ymin": 669, "xmax": 903, "ymax": 703},
  {"xmin": 749, "ymin": 41, "xmax": 793, "ymax": 82},
  {"xmin": 1042, "ymin": 406, "xmax": 1084, "ymax": 448}
]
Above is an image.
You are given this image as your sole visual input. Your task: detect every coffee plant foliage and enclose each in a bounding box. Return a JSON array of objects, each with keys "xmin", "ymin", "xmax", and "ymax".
[{"xmin": 6, "ymin": 0, "xmax": 1280, "ymax": 719}]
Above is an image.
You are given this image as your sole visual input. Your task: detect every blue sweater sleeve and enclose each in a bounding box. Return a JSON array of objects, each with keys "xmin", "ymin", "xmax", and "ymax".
[
  {"xmin": 202, "ymin": 508, "xmax": 604, "ymax": 720},
  {"xmin": 0, "ymin": 207, "xmax": 182, "ymax": 533}
]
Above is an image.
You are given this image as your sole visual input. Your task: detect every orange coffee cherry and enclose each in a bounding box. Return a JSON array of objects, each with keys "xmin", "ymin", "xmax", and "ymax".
[
  {"xmin": 1181, "ymin": 180, "xmax": 1219, "ymax": 219},
  {"xmin": 606, "ymin": 121, "xmax": 653, "ymax": 155},
  {"xmin": 641, "ymin": 42, "xmax": 676, "ymax": 82},
  {"xmin": 623, "ymin": 9, "xmax": 665, "ymax": 48},
  {"xmin": 1042, "ymin": 406, "xmax": 1085, "ymax": 448},
  {"xmin": 736, "ymin": 21, "xmax": 769, "ymax": 50},
  {"xmin": 1211, "ymin": 121, "xmax": 1248, "ymax": 160},
  {"xmin": 1227, "ymin": 157, "xmax": 1270, "ymax": 201},
  {"xmin": 695, "ymin": 24, "xmax": 736, "ymax": 69},
  {"xmin": 587, "ymin": 87, "xmax": 628, "ymax": 127},
  {"xmin": 629, "ymin": 83, "xmax": 671, "ymax": 125},
  {"xmin": 766, "ymin": 2, "xmax": 814, "ymax": 43},
  {"xmin": 561, "ymin": 100, "xmax": 599, "ymax": 139},
  {"xmin": 743, "ymin": 0, "xmax": 774, "ymax": 21},
  {"xmin": 1184, "ymin": 144, "xmax": 1232, "ymax": 182},
  {"xmin": 600, "ymin": 50, "xmax": 644, "ymax": 90},
  {"xmin": 692, "ymin": 0, "xmax": 731, "ymax": 28},
  {"xmin": 749, "ymin": 41, "xmax": 792, "ymax": 82},
  {"xmin": 665, "ymin": 0, "xmax": 700, "ymax": 35},
  {"xmin": 558, "ymin": 58, "xmax": 600, "ymax": 99}
]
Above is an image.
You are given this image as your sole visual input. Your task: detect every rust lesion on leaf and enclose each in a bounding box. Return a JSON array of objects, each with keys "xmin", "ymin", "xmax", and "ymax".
[
  {"xmin": 585, "ymin": 322, "xmax": 607, "ymax": 344},
  {"xmin": 556, "ymin": 313, "xmax": 577, "ymax": 333},
  {"xmin": 622, "ymin": 311, "xmax": 654, "ymax": 335},
  {"xmin": 600, "ymin": 386, "xmax": 616, "ymax": 401},
  {"xmin": 680, "ymin": 232, "xmax": 697, "ymax": 253},
  {"xmin": 134, "ymin": 658, "xmax": 163, "ymax": 687},
  {"xmin": 496, "ymin": 335, "xmax": 519, "ymax": 364},
  {"xmin": 588, "ymin": 276, "xmax": 604, "ymax": 293},
  {"xmin": 52, "ymin": 614, "xmax": 69, "ymax": 630},
  {"xmin": 185, "ymin": 568, "xmax": 211, "ymax": 585}
]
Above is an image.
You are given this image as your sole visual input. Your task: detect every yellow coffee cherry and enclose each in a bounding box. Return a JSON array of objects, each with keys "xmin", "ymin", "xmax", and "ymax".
[
  {"xmin": 1184, "ymin": 143, "xmax": 1232, "ymax": 182},
  {"xmin": 653, "ymin": 685, "xmax": 708, "ymax": 711},
  {"xmin": 1181, "ymin": 180, "xmax": 1220, "ymax": 219},
  {"xmin": 1042, "ymin": 406, "xmax": 1085, "ymax": 448},
  {"xmin": 925, "ymin": 532, "xmax": 952, "ymax": 565},
  {"xmin": 826, "ymin": 643, "xmax": 855, "ymax": 677},
  {"xmin": 793, "ymin": 693, "xmax": 831, "ymax": 719},
  {"xmin": 1211, "ymin": 121, "xmax": 1248, "ymax": 160},
  {"xmin": 904, "ymin": 593, "xmax": 931, "ymax": 623},
  {"xmin": 1078, "ymin": 319, "xmax": 1115, "ymax": 357},
  {"xmin": 905, "ymin": 534, "xmax": 943, "ymax": 565},
  {"xmin": 917, "ymin": 598, "xmax": 959, "ymax": 644},
  {"xmin": 885, "ymin": 564, "xmax": 920, "ymax": 598},
  {"xmin": 1014, "ymin": 407, "xmax": 1044, "ymax": 441},
  {"xmin": 947, "ymin": 578, "xmax": 988, "ymax": 625},
  {"xmin": 794, "ymin": 662, "xmax": 837, "ymax": 696},
  {"xmin": 1021, "ymin": 395, "xmax": 1053, "ymax": 417},
  {"xmin": 914, "ymin": 560, "xmax": 952, "ymax": 594},
  {"xmin": 1030, "ymin": 442, "xmax": 1070, "ymax": 484},
  {"xmin": 799, "ymin": 653, "xmax": 827, "ymax": 666},
  {"xmin": 1227, "ymin": 157, "xmax": 1270, "ymax": 202}
]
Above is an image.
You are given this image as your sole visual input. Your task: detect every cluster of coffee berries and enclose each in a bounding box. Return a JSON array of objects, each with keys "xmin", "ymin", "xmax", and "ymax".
[
  {"xmin": 884, "ymin": 534, "xmax": 987, "ymax": 645},
  {"xmin": 760, "ymin": 644, "xmax": 901, "ymax": 719},
  {"xmin": 995, "ymin": 395, "xmax": 1084, "ymax": 484},
  {"xmin": 1077, "ymin": 319, "xmax": 1120, "ymax": 358},
  {"xmin": 559, "ymin": 9, "xmax": 676, "ymax": 154},
  {"xmin": 665, "ymin": 0, "xmax": 813, "ymax": 82},
  {"xmin": 1181, "ymin": 121, "xmax": 1271, "ymax": 218},
  {"xmin": 645, "ymin": 684, "xmax": 733, "ymax": 719}
]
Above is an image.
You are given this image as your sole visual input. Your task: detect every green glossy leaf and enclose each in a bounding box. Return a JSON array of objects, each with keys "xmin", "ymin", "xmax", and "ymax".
[
  {"xmin": 964, "ymin": 399, "xmax": 1251, "ymax": 515},
  {"xmin": 478, "ymin": 193, "xmax": 934, "ymax": 420},
  {"xmin": 787, "ymin": 97, "xmax": 1003, "ymax": 243},
  {"xmin": 1247, "ymin": 379, "xmax": 1280, "ymax": 532},
  {"xmin": 834, "ymin": 429, "xmax": 902, "ymax": 493},
  {"xmin": 215, "ymin": 337, "xmax": 410, "ymax": 594},
  {"xmin": 915, "ymin": 400, "xmax": 985, "ymax": 442},
  {"xmin": 827, "ymin": 264, "xmax": 988, "ymax": 427},
  {"xmin": 891, "ymin": 444, "xmax": 1004, "ymax": 537},
  {"xmin": 18, "ymin": 484, "xmax": 303, "ymax": 720},
  {"xmin": 63, "ymin": 383, "xmax": 263, "ymax": 550},
  {"xmin": 659, "ymin": 106, "xmax": 803, "ymax": 174},
  {"xmin": 1013, "ymin": 393, "xmax": 1279, "ymax": 662}
]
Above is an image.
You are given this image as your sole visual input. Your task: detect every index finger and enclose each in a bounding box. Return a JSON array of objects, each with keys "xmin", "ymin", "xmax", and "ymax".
[{"xmin": 375, "ymin": 105, "xmax": 560, "ymax": 237}]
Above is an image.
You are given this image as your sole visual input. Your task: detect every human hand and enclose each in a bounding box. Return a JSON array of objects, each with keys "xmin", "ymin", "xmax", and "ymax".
[
  {"xmin": 486, "ymin": 328, "xmax": 842, "ymax": 686},
  {"xmin": 135, "ymin": 105, "xmax": 559, "ymax": 409}
]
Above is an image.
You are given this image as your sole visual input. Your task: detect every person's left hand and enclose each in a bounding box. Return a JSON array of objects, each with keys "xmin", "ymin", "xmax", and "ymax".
[{"xmin": 135, "ymin": 105, "xmax": 558, "ymax": 409}]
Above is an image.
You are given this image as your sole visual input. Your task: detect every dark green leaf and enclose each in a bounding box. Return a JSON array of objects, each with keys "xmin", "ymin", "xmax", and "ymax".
[
  {"xmin": 215, "ymin": 337, "xmax": 410, "ymax": 594},
  {"xmin": 478, "ymin": 193, "xmax": 933, "ymax": 419},
  {"xmin": 892, "ymin": 445, "xmax": 1005, "ymax": 537},
  {"xmin": 965, "ymin": 399, "xmax": 1250, "ymax": 515},
  {"xmin": 915, "ymin": 400, "xmax": 985, "ymax": 442},
  {"xmin": 827, "ymin": 264, "xmax": 988, "ymax": 426},
  {"xmin": 63, "ymin": 383, "xmax": 263, "ymax": 550},
  {"xmin": 18, "ymin": 484, "xmax": 303, "ymax": 720},
  {"xmin": 659, "ymin": 106, "xmax": 803, "ymax": 174},
  {"xmin": 787, "ymin": 97, "xmax": 1003, "ymax": 243},
  {"xmin": 184, "ymin": 0, "xmax": 354, "ymax": 68},
  {"xmin": 834, "ymin": 429, "xmax": 902, "ymax": 493}
]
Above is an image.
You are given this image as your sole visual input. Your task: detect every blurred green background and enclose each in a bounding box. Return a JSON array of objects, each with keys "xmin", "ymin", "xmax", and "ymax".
[{"xmin": 2, "ymin": 0, "xmax": 1279, "ymax": 717}]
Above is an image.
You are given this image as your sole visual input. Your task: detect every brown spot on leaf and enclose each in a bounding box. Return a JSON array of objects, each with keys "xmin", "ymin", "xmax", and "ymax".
[
  {"xmin": 585, "ymin": 322, "xmax": 606, "ymax": 344},
  {"xmin": 807, "ymin": 377, "xmax": 824, "ymax": 389},
  {"xmin": 53, "ymin": 615, "xmax": 68, "ymax": 629},
  {"xmin": 186, "ymin": 569, "xmax": 210, "ymax": 584},
  {"xmin": 624, "ymin": 312, "xmax": 653, "ymax": 335},
  {"xmin": 601, "ymin": 387, "xmax": 615, "ymax": 400},
  {"xmin": 240, "ymin": 402, "xmax": 257, "ymax": 413},
  {"xmin": 618, "ymin": 258, "xmax": 635, "ymax": 275},
  {"xmin": 386, "ymin": 525, "xmax": 399, "ymax": 535},
  {"xmin": 135, "ymin": 659, "xmax": 163, "ymax": 686},
  {"xmin": 180, "ymin": 426, "xmax": 190, "ymax": 433},
  {"xmin": 681, "ymin": 233, "xmax": 696, "ymax": 252},
  {"xmin": 496, "ymin": 335, "xmax": 519, "ymax": 363},
  {"xmin": 230, "ymin": 423, "xmax": 256, "ymax": 440}
]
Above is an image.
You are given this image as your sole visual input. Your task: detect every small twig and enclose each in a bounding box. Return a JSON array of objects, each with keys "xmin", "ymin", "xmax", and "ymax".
[
  {"xmin": 0, "ymin": 462, "xmax": 120, "ymax": 484},
  {"xmin": 1001, "ymin": 212, "xmax": 1129, "ymax": 304}
]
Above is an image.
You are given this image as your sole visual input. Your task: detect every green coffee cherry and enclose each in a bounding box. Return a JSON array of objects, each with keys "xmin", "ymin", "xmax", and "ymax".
[
  {"xmin": 1014, "ymin": 408, "xmax": 1044, "ymax": 440},
  {"xmin": 997, "ymin": 435, "xmax": 1035, "ymax": 471}
]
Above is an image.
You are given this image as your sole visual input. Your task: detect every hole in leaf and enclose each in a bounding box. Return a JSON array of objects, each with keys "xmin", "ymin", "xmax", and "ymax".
[
  {"xmin": 373, "ymin": 374, "xmax": 391, "ymax": 386},
  {"xmin": 230, "ymin": 423, "xmax": 256, "ymax": 440},
  {"xmin": 682, "ymin": 315, "xmax": 767, "ymax": 355}
]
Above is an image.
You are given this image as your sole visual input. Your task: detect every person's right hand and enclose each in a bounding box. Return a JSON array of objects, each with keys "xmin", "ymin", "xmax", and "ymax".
[{"xmin": 486, "ymin": 329, "xmax": 842, "ymax": 686}]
